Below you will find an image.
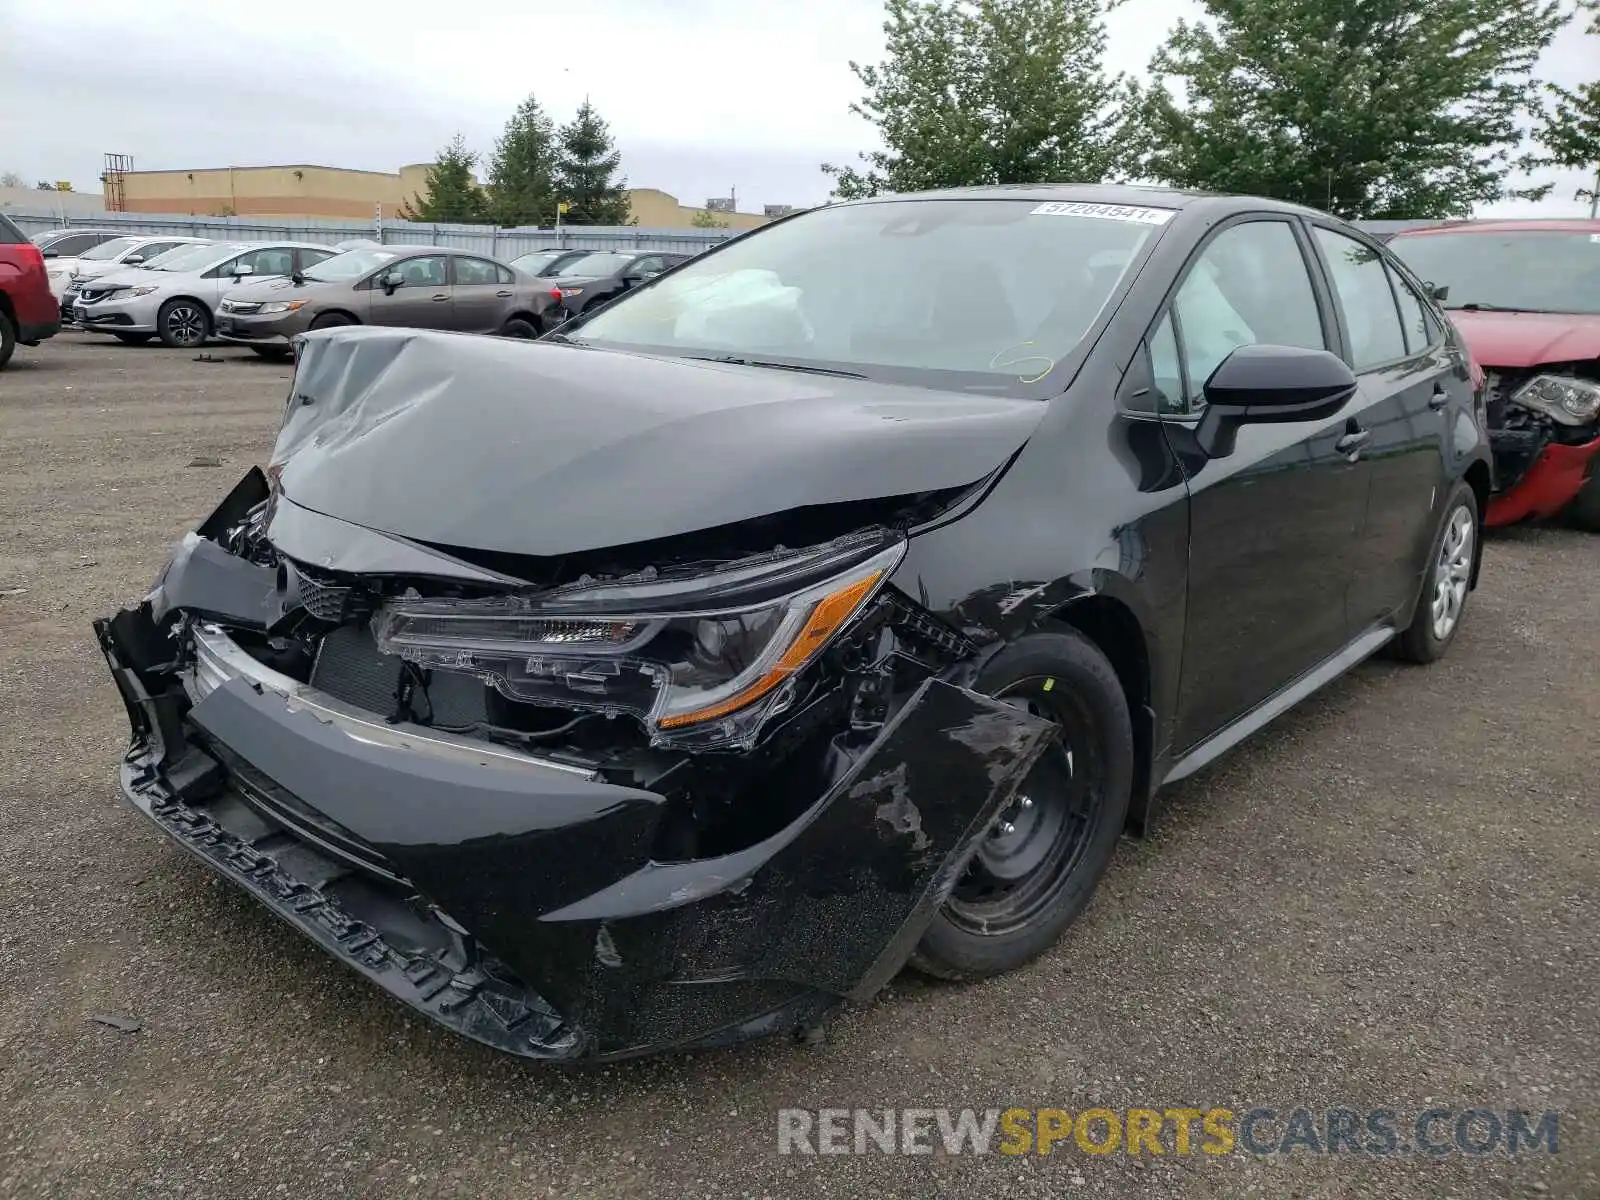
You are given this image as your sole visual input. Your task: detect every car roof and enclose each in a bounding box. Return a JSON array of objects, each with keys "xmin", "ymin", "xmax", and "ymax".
[
  {"xmin": 834, "ymin": 182, "xmax": 1330, "ymax": 220},
  {"xmin": 1391, "ymin": 218, "xmax": 1600, "ymax": 237}
]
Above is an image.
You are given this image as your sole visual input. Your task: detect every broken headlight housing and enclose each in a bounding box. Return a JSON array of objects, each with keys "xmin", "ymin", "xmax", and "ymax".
[
  {"xmin": 371, "ymin": 529, "xmax": 906, "ymax": 750},
  {"xmin": 1512, "ymin": 374, "xmax": 1600, "ymax": 426}
]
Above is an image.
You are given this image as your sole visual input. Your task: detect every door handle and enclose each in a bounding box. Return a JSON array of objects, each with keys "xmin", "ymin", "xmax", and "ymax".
[
  {"xmin": 431, "ymin": 293, "xmax": 449, "ymax": 302},
  {"xmin": 1335, "ymin": 427, "xmax": 1373, "ymax": 459},
  {"xmin": 495, "ymin": 290, "xmax": 513, "ymax": 297},
  {"xmin": 1428, "ymin": 384, "xmax": 1450, "ymax": 411}
]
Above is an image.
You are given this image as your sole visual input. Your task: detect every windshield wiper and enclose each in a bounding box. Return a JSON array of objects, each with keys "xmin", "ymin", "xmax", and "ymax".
[
  {"xmin": 683, "ymin": 354, "xmax": 868, "ymax": 379},
  {"xmin": 1448, "ymin": 302, "xmax": 1560, "ymax": 314}
]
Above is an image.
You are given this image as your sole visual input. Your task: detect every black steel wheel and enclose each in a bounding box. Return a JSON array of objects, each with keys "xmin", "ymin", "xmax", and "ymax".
[{"xmin": 910, "ymin": 627, "xmax": 1133, "ymax": 981}]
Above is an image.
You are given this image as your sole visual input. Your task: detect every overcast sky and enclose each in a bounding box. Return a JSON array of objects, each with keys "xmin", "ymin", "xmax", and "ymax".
[{"xmin": 0, "ymin": 0, "xmax": 1593, "ymax": 215}]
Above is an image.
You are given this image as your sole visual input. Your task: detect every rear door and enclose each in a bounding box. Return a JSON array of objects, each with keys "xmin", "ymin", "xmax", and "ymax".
[
  {"xmin": 366, "ymin": 254, "xmax": 453, "ymax": 329},
  {"xmin": 1308, "ymin": 225, "xmax": 1458, "ymax": 628},
  {"xmin": 1155, "ymin": 216, "xmax": 1372, "ymax": 750},
  {"xmin": 449, "ymin": 255, "xmax": 514, "ymax": 332}
]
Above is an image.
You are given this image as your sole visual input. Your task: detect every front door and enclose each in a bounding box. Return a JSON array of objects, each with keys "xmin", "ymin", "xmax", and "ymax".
[
  {"xmin": 1309, "ymin": 226, "xmax": 1460, "ymax": 626},
  {"xmin": 368, "ymin": 254, "xmax": 453, "ymax": 329},
  {"xmin": 1155, "ymin": 217, "xmax": 1373, "ymax": 751}
]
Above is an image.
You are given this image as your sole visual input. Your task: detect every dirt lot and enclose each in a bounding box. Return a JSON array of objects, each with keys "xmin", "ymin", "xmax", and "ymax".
[{"xmin": 1, "ymin": 333, "xmax": 1596, "ymax": 1199}]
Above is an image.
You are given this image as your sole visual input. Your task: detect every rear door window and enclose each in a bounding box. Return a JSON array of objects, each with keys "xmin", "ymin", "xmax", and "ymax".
[{"xmin": 1313, "ymin": 227, "xmax": 1408, "ymax": 370}]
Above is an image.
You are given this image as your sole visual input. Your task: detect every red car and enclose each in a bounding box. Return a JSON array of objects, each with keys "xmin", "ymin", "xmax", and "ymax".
[
  {"xmin": 1389, "ymin": 219, "xmax": 1600, "ymax": 530},
  {"xmin": 0, "ymin": 212, "xmax": 62, "ymax": 369}
]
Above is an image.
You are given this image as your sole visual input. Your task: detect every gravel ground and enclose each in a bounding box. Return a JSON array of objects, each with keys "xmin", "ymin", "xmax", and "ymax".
[{"xmin": 1, "ymin": 334, "xmax": 1596, "ymax": 1199}]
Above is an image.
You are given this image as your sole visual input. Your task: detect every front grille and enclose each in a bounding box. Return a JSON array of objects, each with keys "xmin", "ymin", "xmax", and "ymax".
[
  {"xmin": 221, "ymin": 300, "xmax": 262, "ymax": 315},
  {"xmin": 78, "ymin": 285, "xmax": 115, "ymax": 303},
  {"xmin": 311, "ymin": 624, "xmax": 490, "ymax": 731},
  {"xmin": 296, "ymin": 572, "xmax": 352, "ymax": 621}
]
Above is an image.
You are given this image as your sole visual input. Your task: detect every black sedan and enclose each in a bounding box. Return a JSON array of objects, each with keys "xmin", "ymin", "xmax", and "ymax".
[
  {"xmin": 543, "ymin": 250, "xmax": 690, "ymax": 319},
  {"xmin": 94, "ymin": 185, "xmax": 1490, "ymax": 1062}
]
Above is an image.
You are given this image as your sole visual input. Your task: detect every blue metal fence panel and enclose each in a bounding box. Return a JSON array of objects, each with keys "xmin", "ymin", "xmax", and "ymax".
[{"xmin": 5, "ymin": 208, "xmax": 736, "ymax": 257}]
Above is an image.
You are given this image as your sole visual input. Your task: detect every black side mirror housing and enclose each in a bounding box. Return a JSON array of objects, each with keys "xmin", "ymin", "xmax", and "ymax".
[
  {"xmin": 381, "ymin": 270, "xmax": 404, "ymax": 292},
  {"xmin": 1195, "ymin": 344, "xmax": 1357, "ymax": 459},
  {"xmin": 1430, "ymin": 283, "xmax": 1449, "ymax": 303}
]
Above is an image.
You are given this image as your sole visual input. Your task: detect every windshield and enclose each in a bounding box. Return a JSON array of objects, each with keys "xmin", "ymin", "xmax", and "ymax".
[
  {"xmin": 81, "ymin": 237, "xmax": 140, "ymax": 261},
  {"xmin": 149, "ymin": 243, "xmax": 240, "ymax": 272},
  {"xmin": 303, "ymin": 246, "xmax": 401, "ymax": 282},
  {"xmin": 1390, "ymin": 230, "xmax": 1600, "ymax": 315},
  {"xmin": 510, "ymin": 250, "xmax": 563, "ymax": 273},
  {"xmin": 554, "ymin": 252, "xmax": 631, "ymax": 277},
  {"xmin": 569, "ymin": 198, "xmax": 1164, "ymax": 391}
]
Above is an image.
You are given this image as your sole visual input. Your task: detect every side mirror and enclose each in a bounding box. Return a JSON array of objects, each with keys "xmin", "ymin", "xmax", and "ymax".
[
  {"xmin": 1195, "ymin": 344, "xmax": 1357, "ymax": 459},
  {"xmin": 123, "ymin": 254, "xmax": 145, "ymax": 266},
  {"xmin": 1430, "ymin": 283, "xmax": 1449, "ymax": 303},
  {"xmin": 41, "ymin": 249, "xmax": 57, "ymax": 259},
  {"xmin": 381, "ymin": 270, "xmax": 405, "ymax": 292},
  {"xmin": 232, "ymin": 264, "xmax": 255, "ymax": 279},
  {"xmin": 621, "ymin": 271, "xmax": 646, "ymax": 285}
]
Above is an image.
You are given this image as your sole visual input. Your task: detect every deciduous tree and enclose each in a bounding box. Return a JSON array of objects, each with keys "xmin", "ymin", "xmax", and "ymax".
[
  {"xmin": 1135, "ymin": 0, "xmax": 1569, "ymax": 219},
  {"xmin": 822, "ymin": 0, "xmax": 1137, "ymax": 199}
]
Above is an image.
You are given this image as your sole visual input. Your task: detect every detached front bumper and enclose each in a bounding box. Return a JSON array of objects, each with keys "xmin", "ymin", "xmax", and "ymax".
[
  {"xmin": 95, "ymin": 602, "xmax": 1052, "ymax": 1061},
  {"xmin": 1487, "ymin": 433, "xmax": 1600, "ymax": 527}
]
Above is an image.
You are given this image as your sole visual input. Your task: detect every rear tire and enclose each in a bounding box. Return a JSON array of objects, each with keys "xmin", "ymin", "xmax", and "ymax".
[
  {"xmin": 1562, "ymin": 472, "xmax": 1600, "ymax": 533},
  {"xmin": 157, "ymin": 299, "xmax": 211, "ymax": 348},
  {"xmin": 0, "ymin": 309, "xmax": 15, "ymax": 370},
  {"xmin": 1394, "ymin": 481, "xmax": 1477, "ymax": 664},
  {"xmin": 249, "ymin": 345, "xmax": 293, "ymax": 360},
  {"xmin": 499, "ymin": 318, "xmax": 538, "ymax": 339},
  {"xmin": 112, "ymin": 332, "xmax": 153, "ymax": 345},
  {"xmin": 308, "ymin": 312, "xmax": 354, "ymax": 331},
  {"xmin": 909, "ymin": 627, "xmax": 1133, "ymax": 982}
]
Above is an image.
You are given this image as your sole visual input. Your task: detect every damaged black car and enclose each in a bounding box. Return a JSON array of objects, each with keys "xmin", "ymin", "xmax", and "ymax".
[{"xmin": 96, "ymin": 186, "xmax": 1492, "ymax": 1061}]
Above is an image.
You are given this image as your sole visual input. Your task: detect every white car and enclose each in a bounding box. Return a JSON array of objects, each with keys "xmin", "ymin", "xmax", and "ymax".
[
  {"xmin": 74, "ymin": 241, "xmax": 339, "ymax": 347},
  {"xmin": 54, "ymin": 234, "xmax": 213, "ymax": 312}
]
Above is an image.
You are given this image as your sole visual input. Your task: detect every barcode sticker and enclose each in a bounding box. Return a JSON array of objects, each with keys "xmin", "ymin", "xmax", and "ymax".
[{"xmin": 1030, "ymin": 201, "xmax": 1175, "ymax": 225}]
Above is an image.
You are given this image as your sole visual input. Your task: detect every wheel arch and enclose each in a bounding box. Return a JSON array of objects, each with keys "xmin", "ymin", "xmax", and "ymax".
[
  {"xmin": 1463, "ymin": 458, "xmax": 1491, "ymax": 587},
  {"xmin": 311, "ymin": 308, "xmax": 361, "ymax": 327},
  {"xmin": 1042, "ymin": 592, "xmax": 1157, "ymax": 837}
]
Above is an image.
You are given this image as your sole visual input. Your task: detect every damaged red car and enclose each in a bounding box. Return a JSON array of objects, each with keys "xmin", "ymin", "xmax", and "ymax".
[
  {"xmin": 1389, "ymin": 219, "xmax": 1600, "ymax": 530},
  {"xmin": 96, "ymin": 186, "xmax": 1491, "ymax": 1061}
]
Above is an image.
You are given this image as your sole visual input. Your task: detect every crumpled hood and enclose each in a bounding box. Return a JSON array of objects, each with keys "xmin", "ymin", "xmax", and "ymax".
[
  {"xmin": 1450, "ymin": 310, "xmax": 1600, "ymax": 369},
  {"xmin": 271, "ymin": 327, "xmax": 1046, "ymax": 558}
]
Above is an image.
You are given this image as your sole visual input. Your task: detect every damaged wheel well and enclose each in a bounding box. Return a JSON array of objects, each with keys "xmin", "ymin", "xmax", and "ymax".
[
  {"xmin": 1464, "ymin": 460, "xmax": 1490, "ymax": 585},
  {"xmin": 1044, "ymin": 596, "xmax": 1153, "ymax": 835}
]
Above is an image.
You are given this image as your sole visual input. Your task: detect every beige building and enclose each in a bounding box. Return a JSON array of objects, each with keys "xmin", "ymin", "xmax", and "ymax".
[{"xmin": 108, "ymin": 163, "xmax": 776, "ymax": 230}]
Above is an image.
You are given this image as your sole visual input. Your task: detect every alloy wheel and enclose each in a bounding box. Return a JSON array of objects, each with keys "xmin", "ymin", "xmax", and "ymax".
[
  {"xmin": 1430, "ymin": 505, "xmax": 1474, "ymax": 641},
  {"xmin": 166, "ymin": 304, "xmax": 207, "ymax": 347}
]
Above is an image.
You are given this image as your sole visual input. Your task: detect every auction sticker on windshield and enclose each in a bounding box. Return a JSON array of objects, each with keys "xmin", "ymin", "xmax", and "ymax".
[{"xmin": 1030, "ymin": 202, "xmax": 1175, "ymax": 225}]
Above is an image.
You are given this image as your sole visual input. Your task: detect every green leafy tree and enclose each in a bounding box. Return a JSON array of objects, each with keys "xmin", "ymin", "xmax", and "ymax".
[
  {"xmin": 555, "ymin": 100, "xmax": 632, "ymax": 225},
  {"xmin": 822, "ymin": 0, "xmax": 1137, "ymax": 199},
  {"xmin": 1527, "ymin": 3, "xmax": 1599, "ymax": 212},
  {"xmin": 690, "ymin": 207, "xmax": 730, "ymax": 229},
  {"xmin": 402, "ymin": 134, "xmax": 488, "ymax": 223},
  {"xmin": 487, "ymin": 95, "xmax": 559, "ymax": 227},
  {"xmin": 1135, "ymin": 0, "xmax": 1569, "ymax": 219}
]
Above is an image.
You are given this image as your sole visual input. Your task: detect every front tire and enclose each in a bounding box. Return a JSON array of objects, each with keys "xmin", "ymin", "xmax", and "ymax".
[
  {"xmin": 910, "ymin": 627, "xmax": 1133, "ymax": 981},
  {"xmin": 1562, "ymin": 471, "xmax": 1600, "ymax": 533},
  {"xmin": 308, "ymin": 312, "xmax": 354, "ymax": 331},
  {"xmin": 499, "ymin": 317, "xmax": 538, "ymax": 339},
  {"xmin": 157, "ymin": 299, "xmax": 211, "ymax": 348},
  {"xmin": 1394, "ymin": 481, "xmax": 1478, "ymax": 663}
]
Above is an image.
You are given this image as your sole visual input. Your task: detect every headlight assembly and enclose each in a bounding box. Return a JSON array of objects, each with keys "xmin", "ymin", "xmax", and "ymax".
[
  {"xmin": 372, "ymin": 529, "xmax": 906, "ymax": 750},
  {"xmin": 259, "ymin": 300, "xmax": 307, "ymax": 315},
  {"xmin": 1512, "ymin": 374, "xmax": 1600, "ymax": 426}
]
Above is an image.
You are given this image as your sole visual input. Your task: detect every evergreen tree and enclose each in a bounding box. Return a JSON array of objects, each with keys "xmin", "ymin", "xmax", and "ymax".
[
  {"xmin": 821, "ymin": 0, "xmax": 1137, "ymax": 199},
  {"xmin": 556, "ymin": 100, "xmax": 632, "ymax": 225},
  {"xmin": 1136, "ymin": 0, "xmax": 1569, "ymax": 219},
  {"xmin": 487, "ymin": 95, "xmax": 559, "ymax": 227},
  {"xmin": 402, "ymin": 134, "xmax": 487, "ymax": 223}
]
